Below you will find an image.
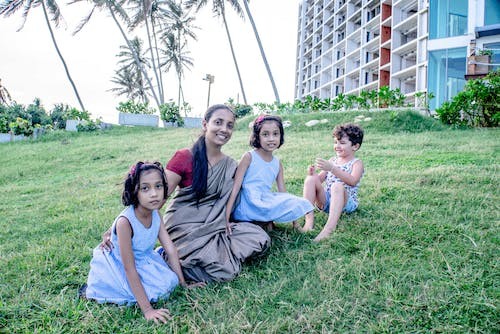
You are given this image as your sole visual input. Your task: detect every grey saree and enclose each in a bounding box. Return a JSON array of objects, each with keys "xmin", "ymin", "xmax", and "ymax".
[{"xmin": 164, "ymin": 156, "xmax": 270, "ymax": 283}]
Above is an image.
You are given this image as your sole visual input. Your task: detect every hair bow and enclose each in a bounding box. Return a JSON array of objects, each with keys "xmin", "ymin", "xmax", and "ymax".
[
  {"xmin": 129, "ymin": 164, "xmax": 137, "ymax": 177},
  {"xmin": 255, "ymin": 115, "xmax": 265, "ymax": 124}
]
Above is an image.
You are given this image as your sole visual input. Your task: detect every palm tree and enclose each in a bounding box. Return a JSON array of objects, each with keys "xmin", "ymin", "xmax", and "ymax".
[
  {"xmin": 110, "ymin": 66, "xmax": 149, "ymax": 102},
  {"xmin": 0, "ymin": 78, "xmax": 12, "ymax": 105},
  {"xmin": 72, "ymin": 0, "xmax": 161, "ymax": 108},
  {"xmin": 0, "ymin": 0, "xmax": 86, "ymax": 111},
  {"xmin": 161, "ymin": 0, "xmax": 197, "ymax": 109},
  {"xmin": 110, "ymin": 37, "xmax": 150, "ymax": 102},
  {"xmin": 184, "ymin": 0, "xmax": 248, "ymax": 104},
  {"xmin": 160, "ymin": 32, "xmax": 194, "ymax": 109},
  {"xmin": 128, "ymin": 0, "xmax": 167, "ymax": 104},
  {"xmin": 242, "ymin": 0, "xmax": 279, "ymax": 103}
]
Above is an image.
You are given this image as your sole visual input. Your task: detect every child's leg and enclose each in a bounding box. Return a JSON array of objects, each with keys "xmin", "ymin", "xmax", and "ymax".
[
  {"xmin": 302, "ymin": 173, "xmax": 325, "ymax": 231},
  {"xmin": 314, "ymin": 183, "xmax": 347, "ymax": 242}
]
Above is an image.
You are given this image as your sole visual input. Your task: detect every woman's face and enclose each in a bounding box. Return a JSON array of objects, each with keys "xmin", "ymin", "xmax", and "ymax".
[{"xmin": 203, "ymin": 108, "xmax": 235, "ymax": 147}]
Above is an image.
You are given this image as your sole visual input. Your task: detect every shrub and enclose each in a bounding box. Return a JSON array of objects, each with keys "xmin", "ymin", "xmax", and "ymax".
[
  {"xmin": 435, "ymin": 70, "xmax": 499, "ymax": 127},
  {"xmin": 116, "ymin": 100, "xmax": 156, "ymax": 115},
  {"xmin": 159, "ymin": 102, "xmax": 184, "ymax": 126},
  {"xmin": 226, "ymin": 98, "xmax": 253, "ymax": 118},
  {"xmin": 9, "ymin": 117, "xmax": 33, "ymax": 136},
  {"xmin": 76, "ymin": 119, "xmax": 101, "ymax": 132}
]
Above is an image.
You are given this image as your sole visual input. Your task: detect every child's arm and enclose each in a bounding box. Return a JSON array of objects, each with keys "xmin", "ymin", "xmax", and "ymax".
[
  {"xmin": 115, "ymin": 217, "xmax": 171, "ymax": 323},
  {"xmin": 276, "ymin": 161, "xmax": 286, "ymax": 192},
  {"xmin": 158, "ymin": 218, "xmax": 205, "ymax": 288},
  {"xmin": 307, "ymin": 164, "xmax": 327, "ymax": 182},
  {"xmin": 225, "ymin": 152, "xmax": 252, "ymax": 228},
  {"xmin": 316, "ymin": 158, "xmax": 364, "ymax": 186}
]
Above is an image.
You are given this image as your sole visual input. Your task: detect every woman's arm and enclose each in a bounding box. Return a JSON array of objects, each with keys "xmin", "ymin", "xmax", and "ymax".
[
  {"xmin": 158, "ymin": 218, "xmax": 205, "ymax": 288},
  {"xmin": 225, "ymin": 152, "xmax": 252, "ymax": 225},
  {"xmin": 276, "ymin": 161, "xmax": 286, "ymax": 192},
  {"xmin": 165, "ymin": 169, "xmax": 182, "ymax": 197},
  {"xmin": 116, "ymin": 217, "xmax": 170, "ymax": 323}
]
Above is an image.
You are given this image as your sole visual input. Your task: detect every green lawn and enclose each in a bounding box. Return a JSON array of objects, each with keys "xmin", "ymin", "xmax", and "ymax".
[{"xmin": 0, "ymin": 110, "xmax": 498, "ymax": 333}]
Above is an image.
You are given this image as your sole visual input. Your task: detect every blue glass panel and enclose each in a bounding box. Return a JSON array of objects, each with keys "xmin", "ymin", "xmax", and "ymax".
[
  {"xmin": 428, "ymin": 47, "xmax": 466, "ymax": 110},
  {"xmin": 429, "ymin": 0, "xmax": 468, "ymax": 39},
  {"xmin": 485, "ymin": 0, "xmax": 500, "ymax": 26}
]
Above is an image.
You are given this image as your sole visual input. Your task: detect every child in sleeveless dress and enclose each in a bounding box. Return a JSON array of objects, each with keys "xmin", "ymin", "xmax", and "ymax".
[
  {"xmin": 301, "ymin": 123, "xmax": 364, "ymax": 242},
  {"xmin": 83, "ymin": 161, "xmax": 203, "ymax": 324},
  {"xmin": 226, "ymin": 115, "xmax": 313, "ymax": 232}
]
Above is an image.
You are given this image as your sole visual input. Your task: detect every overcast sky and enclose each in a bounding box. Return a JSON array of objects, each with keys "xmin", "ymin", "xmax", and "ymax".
[{"xmin": 0, "ymin": 1, "xmax": 300, "ymax": 123}]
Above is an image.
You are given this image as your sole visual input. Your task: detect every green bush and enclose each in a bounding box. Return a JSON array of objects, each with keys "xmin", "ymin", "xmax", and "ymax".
[
  {"xmin": 159, "ymin": 102, "xmax": 184, "ymax": 126},
  {"xmin": 116, "ymin": 100, "xmax": 156, "ymax": 115},
  {"xmin": 227, "ymin": 98, "xmax": 253, "ymax": 118},
  {"xmin": 9, "ymin": 117, "xmax": 33, "ymax": 136},
  {"xmin": 436, "ymin": 70, "xmax": 499, "ymax": 127},
  {"xmin": 76, "ymin": 119, "xmax": 101, "ymax": 132}
]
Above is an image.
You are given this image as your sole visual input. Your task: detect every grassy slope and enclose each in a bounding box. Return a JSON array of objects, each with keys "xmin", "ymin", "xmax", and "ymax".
[{"xmin": 0, "ymin": 110, "xmax": 498, "ymax": 333}]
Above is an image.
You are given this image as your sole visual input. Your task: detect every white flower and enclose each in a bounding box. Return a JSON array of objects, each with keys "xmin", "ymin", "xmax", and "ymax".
[{"xmin": 283, "ymin": 120, "xmax": 292, "ymax": 128}]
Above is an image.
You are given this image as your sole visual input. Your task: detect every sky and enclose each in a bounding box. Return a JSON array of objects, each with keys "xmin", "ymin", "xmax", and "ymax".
[{"xmin": 0, "ymin": 1, "xmax": 300, "ymax": 123}]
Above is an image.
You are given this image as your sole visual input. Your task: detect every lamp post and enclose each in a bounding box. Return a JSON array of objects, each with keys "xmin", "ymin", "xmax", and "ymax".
[{"xmin": 203, "ymin": 74, "xmax": 214, "ymax": 109}]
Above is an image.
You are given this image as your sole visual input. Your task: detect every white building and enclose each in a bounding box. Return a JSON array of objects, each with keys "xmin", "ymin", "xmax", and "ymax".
[{"xmin": 295, "ymin": 0, "xmax": 500, "ymax": 110}]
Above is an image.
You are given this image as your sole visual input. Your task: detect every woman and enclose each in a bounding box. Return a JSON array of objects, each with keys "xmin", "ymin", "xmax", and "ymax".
[{"xmin": 163, "ymin": 104, "xmax": 270, "ymax": 283}]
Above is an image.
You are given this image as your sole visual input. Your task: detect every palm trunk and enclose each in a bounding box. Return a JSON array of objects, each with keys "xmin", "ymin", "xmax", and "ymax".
[
  {"xmin": 106, "ymin": 0, "xmax": 161, "ymax": 108},
  {"xmin": 41, "ymin": 2, "xmax": 86, "ymax": 111},
  {"xmin": 151, "ymin": 22, "xmax": 165, "ymax": 100},
  {"xmin": 143, "ymin": 0, "xmax": 164, "ymax": 104},
  {"xmin": 242, "ymin": 0, "xmax": 280, "ymax": 103},
  {"xmin": 222, "ymin": 11, "xmax": 247, "ymax": 105}
]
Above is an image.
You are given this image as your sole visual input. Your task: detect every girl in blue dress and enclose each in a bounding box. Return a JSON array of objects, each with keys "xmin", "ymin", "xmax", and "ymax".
[
  {"xmin": 84, "ymin": 161, "xmax": 203, "ymax": 323},
  {"xmin": 226, "ymin": 115, "xmax": 313, "ymax": 232}
]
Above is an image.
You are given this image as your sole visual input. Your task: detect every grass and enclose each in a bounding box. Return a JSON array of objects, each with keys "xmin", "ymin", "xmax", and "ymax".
[{"xmin": 0, "ymin": 110, "xmax": 498, "ymax": 333}]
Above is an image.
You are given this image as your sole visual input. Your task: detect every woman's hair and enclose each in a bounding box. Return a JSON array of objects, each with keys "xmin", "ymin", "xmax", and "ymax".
[
  {"xmin": 191, "ymin": 104, "xmax": 235, "ymax": 200},
  {"xmin": 333, "ymin": 123, "xmax": 364, "ymax": 147},
  {"xmin": 122, "ymin": 161, "xmax": 168, "ymax": 206},
  {"xmin": 250, "ymin": 114, "xmax": 284, "ymax": 148}
]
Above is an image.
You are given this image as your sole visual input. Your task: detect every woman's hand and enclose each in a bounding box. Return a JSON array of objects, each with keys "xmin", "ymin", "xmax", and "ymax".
[
  {"xmin": 225, "ymin": 221, "xmax": 233, "ymax": 236},
  {"xmin": 143, "ymin": 307, "xmax": 171, "ymax": 324},
  {"xmin": 99, "ymin": 229, "xmax": 113, "ymax": 251}
]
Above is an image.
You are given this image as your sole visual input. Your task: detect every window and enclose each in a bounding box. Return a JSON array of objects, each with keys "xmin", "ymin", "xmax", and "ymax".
[
  {"xmin": 428, "ymin": 47, "xmax": 466, "ymax": 110},
  {"xmin": 485, "ymin": 0, "xmax": 500, "ymax": 26},
  {"xmin": 484, "ymin": 42, "xmax": 500, "ymax": 71},
  {"xmin": 429, "ymin": 0, "xmax": 468, "ymax": 39}
]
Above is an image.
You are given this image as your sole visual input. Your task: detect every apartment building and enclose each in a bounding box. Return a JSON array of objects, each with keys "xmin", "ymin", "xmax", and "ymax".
[{"xmin": 295, "ymin": 0, "xmax": 500, "ymax": 110}]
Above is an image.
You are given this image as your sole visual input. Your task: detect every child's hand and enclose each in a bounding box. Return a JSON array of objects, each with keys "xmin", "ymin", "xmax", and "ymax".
[
  {"xmin": 183, "ymin": 281, "xmax": 207, "ymax": 289},
  {"xmin": 316, "ymin": 158, "xmax": 333, "ymax": 172},
  {"xmin": 307, "ymin": 164, "xmax": 315, "ymax": 175},
  {"xmin": 144, "ymin": 307, "xmax": 171, "ymax": 324},
  {"xmin": 99, "ymin": 229, "xmax": 113, "ymax": 251}
]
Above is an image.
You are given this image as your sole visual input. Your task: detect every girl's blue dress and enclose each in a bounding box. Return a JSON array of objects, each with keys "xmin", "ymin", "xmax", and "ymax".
[
  {"xmin": 232, "ymin": 150, "xmax": 313, "ymax": 223},
  {"xmin": 85, "ymin": 206, "xmax": 179, "ymax": 305}
]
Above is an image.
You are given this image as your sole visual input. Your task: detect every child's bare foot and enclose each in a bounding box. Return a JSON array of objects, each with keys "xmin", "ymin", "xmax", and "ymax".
[
  {"xmin": 293, "ymin": 221, "xmax": 307, "ymax": 233},
  {"xmin": 301, "ymin": 212, "xmax": 314, "ymax": 232},
  {"xmin": 313, "ymin": 227, "xmax": 335, "ymax": 242},
  {"xmin": 301, "ymin": 222, "xmax": 314, "ymax": 232},
  {"xmin": 265, "ymin": 222, "xmax": 275, "ymax": 232}
]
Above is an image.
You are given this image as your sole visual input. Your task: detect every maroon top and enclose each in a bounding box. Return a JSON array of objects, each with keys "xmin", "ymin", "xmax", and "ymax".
[{"xmin": 166, "ymin": 149, "xmax": 193, "ymax": 188}]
